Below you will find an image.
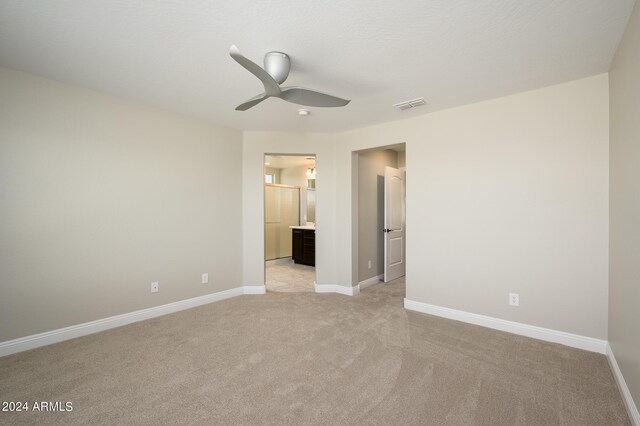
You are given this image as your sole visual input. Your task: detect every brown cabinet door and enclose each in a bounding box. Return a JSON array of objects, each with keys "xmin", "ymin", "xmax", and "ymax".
[
  {"xmin": 292, "ymin": 229, "xmax": 303, "ymax": 262},
  {"xmin": 302, "ymin": 230, "xmax": 315, "ymax": 266},
  {"xmin": 292, "ymin": 229, "xmax": 314, "ymax": 266}
]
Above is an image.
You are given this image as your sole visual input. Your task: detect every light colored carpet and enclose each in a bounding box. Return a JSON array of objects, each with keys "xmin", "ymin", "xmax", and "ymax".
[
  {"xmin": 265, "ymin": 258, "xmax": 315, "ymax": 293},
  {"xmin": 0, "ymin": 278, "xmax": 630, "ymax": 425}
]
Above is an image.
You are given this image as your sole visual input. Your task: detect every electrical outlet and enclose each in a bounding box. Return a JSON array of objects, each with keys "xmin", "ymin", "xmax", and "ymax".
[
  {"xmin": 151, "ymin": 281, "xmax": 159, "ymax": 293},
  {"xmin": 368, "ymin": 260, "xmax": 372, "ymax": 269},
  {"xmin": 509, "ymin": 293, "xmax": 519, "ymax": 306},
  {"xmin": 202, "ymin": 273, "xmax": 209, "ymax": 284}
]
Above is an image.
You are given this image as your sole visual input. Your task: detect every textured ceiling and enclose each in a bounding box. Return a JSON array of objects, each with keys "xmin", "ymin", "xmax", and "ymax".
[{"xmin": 0, "ymin": 0, "xmax": 635, "ymax": 132}]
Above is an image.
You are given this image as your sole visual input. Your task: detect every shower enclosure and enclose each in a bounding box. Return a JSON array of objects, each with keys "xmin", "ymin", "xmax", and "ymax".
[{"xmin": 264, "ymin": 184, "xmax": 300, "ymax": 260}]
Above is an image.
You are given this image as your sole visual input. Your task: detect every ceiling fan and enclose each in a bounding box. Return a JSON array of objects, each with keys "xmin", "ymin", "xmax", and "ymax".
[{"xmin": 229, "ymin": 45, "xmax": 351, "ymax": 111}]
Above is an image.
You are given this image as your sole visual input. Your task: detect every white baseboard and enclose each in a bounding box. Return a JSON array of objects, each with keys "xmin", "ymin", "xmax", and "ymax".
[
  {"xmin": 243, "ymin": 285, "xmax": 266, "ymax": 294},
  {"xmin": 607, "ymin": 343, "xmax": 640, "ymax": 425},
  {"xmin": 314, "ymin": 283, "xmax": 360, "ymax": 296},
  {"xmin": 404, "ymin": 298, "xmax": 607, "ymax": 354},
  {"xmin": 0, "ymin": 286, "xmax": 255, "ymax": 358},
  {"xmin": 358, "ymin": 274, "xmax": 383, "ymax": 290}
]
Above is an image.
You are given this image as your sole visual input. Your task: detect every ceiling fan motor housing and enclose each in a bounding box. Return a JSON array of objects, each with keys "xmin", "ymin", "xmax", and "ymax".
[{"xmin": 264, "ymin": 51, "xmax": 290, "ymax": 84}]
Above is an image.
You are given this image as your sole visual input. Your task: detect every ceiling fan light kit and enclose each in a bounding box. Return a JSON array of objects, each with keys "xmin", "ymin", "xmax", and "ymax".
[{"xmin": 229, "ymin": 45, "xmax": 350, "ymax": 111}]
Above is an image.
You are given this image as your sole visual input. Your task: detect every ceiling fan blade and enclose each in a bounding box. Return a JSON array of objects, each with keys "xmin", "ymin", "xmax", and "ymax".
[
  {"xmin": 235, "ymin": 93, "xmax": 269, "ymax": 111},
  {"xmin": 229, "ymin": 45, "xmax": 281, "ymax": 96},
  {"xmin": 279, "ymin": 87, "xmax": 350, "ymax": 107}
]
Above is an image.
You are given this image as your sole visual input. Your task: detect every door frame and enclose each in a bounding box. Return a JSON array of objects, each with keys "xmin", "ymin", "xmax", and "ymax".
[
  {"xmin": 263, "ymin": 153, "xmax": 317, "ymax": 288},
  {"xmin": 351, "ymin": 143, "xmax": 407, "ymax": 290}
]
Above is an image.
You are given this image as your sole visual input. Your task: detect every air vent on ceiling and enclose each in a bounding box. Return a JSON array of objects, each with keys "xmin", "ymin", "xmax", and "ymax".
[{"xmin": 393, "ymin": 97, "xmax": 427, "ymax": 111}]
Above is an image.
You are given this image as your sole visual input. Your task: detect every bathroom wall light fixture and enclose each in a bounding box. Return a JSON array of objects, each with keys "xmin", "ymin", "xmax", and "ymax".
[{"xmin": 306, "ymin": 167, "xmax": 316, "ymax": 178}]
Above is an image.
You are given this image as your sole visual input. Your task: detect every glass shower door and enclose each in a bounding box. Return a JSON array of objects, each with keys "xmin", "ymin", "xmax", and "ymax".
[{"xmin": 265, "ymin": 185, "xmax": 300, "ymax": 260}]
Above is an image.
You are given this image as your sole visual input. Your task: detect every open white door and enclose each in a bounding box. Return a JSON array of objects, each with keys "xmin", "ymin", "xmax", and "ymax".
[{"xmin": 384, "ymin": 166, "xmax": 405, "ymax": 282}]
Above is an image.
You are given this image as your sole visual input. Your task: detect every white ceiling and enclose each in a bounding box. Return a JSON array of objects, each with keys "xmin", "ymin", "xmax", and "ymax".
[
  {"xmin": 0, "ymin": 0, "xmax": 634, "ymax": 133},
  {"xmin": 265, "ymin": 155, "xmax": 315, "ymax": 169}
]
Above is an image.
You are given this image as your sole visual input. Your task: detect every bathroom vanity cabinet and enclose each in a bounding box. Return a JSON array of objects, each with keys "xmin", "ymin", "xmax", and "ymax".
[{"xmin": 291, "ymin": 227, "xmax": 315, "ymax": 266}]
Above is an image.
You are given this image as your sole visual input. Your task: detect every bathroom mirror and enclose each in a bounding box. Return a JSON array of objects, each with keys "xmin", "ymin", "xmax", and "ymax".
[{"xmin": 306, "ymin": 188, "xmax": 316, "ymax": 224}]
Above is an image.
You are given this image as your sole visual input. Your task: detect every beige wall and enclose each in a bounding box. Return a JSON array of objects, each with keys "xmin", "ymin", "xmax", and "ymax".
[
  {"xmin": 357, "ymin": 150, "xmax": 398, "ymax": 282},
  {"xmin": 0, "ymin": 65, "xmax": 613, "ymax": 347},
  {"xmin": 335, "ymin": 74, "xmax": 610, "ymax": 339},
  {"xmin": 0, "ymin": 67, "xmax": 244, "ymax": 341},
  {"xmin": 609, "ymin": 1, "xmax": 640, "ymax": 410}
]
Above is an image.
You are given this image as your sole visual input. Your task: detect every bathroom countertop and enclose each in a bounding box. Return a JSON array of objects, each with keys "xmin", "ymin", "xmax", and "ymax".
[{"xmin": 290, "ymin": 225, "xmax": 315, "ymax": 230}]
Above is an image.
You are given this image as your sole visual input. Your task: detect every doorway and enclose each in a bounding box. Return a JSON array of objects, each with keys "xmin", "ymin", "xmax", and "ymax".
[
  {"xmin": 353, "ymin": 144, "xmax": 406, "ymax": 291},
  {"xmin": 264, "ymin": 154, "xmax": 317, "ymax": 292}
]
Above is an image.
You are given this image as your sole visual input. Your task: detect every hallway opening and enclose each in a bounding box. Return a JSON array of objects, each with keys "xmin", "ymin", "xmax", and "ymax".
[{"xmin": 264, "ymin": 154, "xmax": 317, "ymax": 293}]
